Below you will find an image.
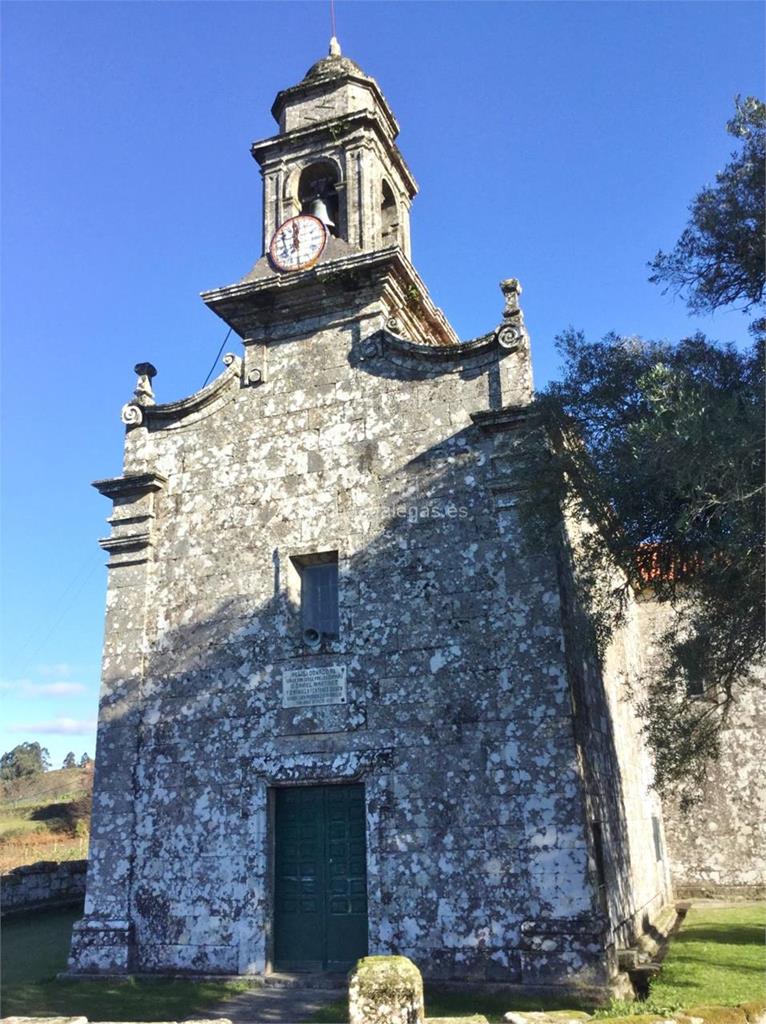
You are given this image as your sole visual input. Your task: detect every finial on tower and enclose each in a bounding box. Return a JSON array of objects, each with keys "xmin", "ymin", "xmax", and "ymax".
[{"xmin": 329, "ymin": 35, "xmax": 341, "ymax": 56}]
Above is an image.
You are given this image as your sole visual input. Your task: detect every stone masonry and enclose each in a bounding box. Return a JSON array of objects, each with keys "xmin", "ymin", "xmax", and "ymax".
[
  {"xmin": 1, "ymin": 859, "xmax": 87, "ymax": 914},
  {"xmin": 637, "ymin": 597, "xmax": 766, "ymax": 899},
  {"xmin": 69, "ymin": 43, "xmax": 673, "ymax": 993}
]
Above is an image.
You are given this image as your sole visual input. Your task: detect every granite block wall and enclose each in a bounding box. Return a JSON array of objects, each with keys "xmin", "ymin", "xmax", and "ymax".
[
  {"xmin": 2, "ymin": 859, "xmax": 87, "ymax": 913},
  {"xmin": 637, "ymin": 598, "xmax": 766, "ymax": 898},
  {"xmin": 70, "ymin": 309, "xmax": 632, "ymax": 989}
]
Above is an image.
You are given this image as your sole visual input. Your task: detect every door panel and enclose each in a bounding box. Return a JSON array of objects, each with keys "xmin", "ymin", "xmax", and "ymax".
[
  {"xmin": 274, "ymin": 785, "xmax": 325, "ymax": 969},
  {"xmin": 325, "ymin": 784, "xmax": 368, "ymax": 970},
  {"xmin": 274, "ymin": 783, "xmax": 368, "ymax": 972}
]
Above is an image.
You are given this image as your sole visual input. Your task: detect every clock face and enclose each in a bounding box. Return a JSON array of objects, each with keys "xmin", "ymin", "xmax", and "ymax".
[{"xmin": 269, "ymin": 214, "xmax": 327, "ymax": 272}]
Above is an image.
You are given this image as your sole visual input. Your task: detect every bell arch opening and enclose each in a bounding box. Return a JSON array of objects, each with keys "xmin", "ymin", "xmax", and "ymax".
[
  {"xmin": 381, "ymin": 179, "xmax": 398, "ymax": 248},
  {"xmin": 298, "ymin": 162, "xmax": 341, "ymax": 237}
]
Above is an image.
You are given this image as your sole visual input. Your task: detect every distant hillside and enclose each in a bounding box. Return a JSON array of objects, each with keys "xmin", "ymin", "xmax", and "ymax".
[{"xmin": 0, "ymin": 766, "xmax": 93, "ymax": 871}]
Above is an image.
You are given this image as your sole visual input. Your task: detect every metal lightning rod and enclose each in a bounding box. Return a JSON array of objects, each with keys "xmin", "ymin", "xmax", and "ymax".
[{"xmin": 329, "ymin": 0, "xmax": 340, "ymax": 55}]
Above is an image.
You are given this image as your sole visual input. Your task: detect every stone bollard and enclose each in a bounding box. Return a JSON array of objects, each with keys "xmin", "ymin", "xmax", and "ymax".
[{"xmin": 348, "ymin": 955, "xmax": 425, "ymax": 1024}]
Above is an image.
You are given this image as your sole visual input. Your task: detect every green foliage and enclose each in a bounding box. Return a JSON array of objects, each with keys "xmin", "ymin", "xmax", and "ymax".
[
  {"xmin": 405, "ymin": 284, "xmax": 422, "ymax": 309},
  {"xmin": 649, "ymin": 96, "xmax": 765, "ymax": 316},
  {"xmin": 526, "ymin": 100, "xmax": 766, "ymax": 796},
  {"xmin": 0, "ymin": 742, "xmax": 51, "ymax": 781},
  {"xmin": 62, "ymin": 752, "xmax": 76, "ymax": 769},
  {"xmin": 78, "ymin": 752, "xmax": 92, "ymax": 768},
  {"xmin": 522, "ymin": 330, "xmax": 764, "ymax": 796}
]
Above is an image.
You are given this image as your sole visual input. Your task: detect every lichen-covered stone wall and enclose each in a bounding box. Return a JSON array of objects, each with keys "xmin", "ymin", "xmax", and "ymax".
[
  {"xmin": 69, "ymin": 308, "xmax": 639, "ymax": 989},
  {"xmin": 555, "ymin": 546, "xmax": 673, "ymax": 953},
  {"xmin": 68, "ymin": 264, "xmax": 679, "ymax": 1000},
  {"xmin": 637, "ymin": 598, "xmax": 766, "ymax": 898},
  {"xmin": 2, "ymin": 859, "xmax": 87, "ymax": 913}
]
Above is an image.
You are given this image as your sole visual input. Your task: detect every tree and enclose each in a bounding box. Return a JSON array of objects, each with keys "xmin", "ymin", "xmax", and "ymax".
[
  {"xmin": 0, "ymin": 742, "xmax": 52, "ymax": 781},
  {"xmin": 79, "ymin": 752, "xmax": 93, "ymax": 768},
  {"xmin": 521, "ymin": 98, "xmax": 765, "ymax": 800},
  {"xmin": 524, "ymin": 329, "xmax": 764, "ymax": 800},
  {"xmin": 649, "ymin": 96, "xmax": 765, "ymax": 317},
  {"xmin": 62, "ymin": 751, "xmax": 77, "ymax": 769}
]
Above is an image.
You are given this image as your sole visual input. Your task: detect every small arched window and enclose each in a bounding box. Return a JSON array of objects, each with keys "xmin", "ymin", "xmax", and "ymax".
[
  {"xmin": 298, "ymin": 162, "xmax": 340, "ymax": 237},
  {"xmin": 381, "ymin": 180, "xmax": 398, "ymax": 247}
]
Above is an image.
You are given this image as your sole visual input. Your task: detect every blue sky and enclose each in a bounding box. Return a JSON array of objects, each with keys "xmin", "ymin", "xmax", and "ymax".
[{"xmin": 2, "ymin": 0, "xmax": 762, "ymax": 766}]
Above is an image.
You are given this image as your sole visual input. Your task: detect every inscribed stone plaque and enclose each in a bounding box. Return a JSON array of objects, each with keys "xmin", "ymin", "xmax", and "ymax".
[{"xmin": 282, "ymin": 664, "xmax": 347, "ymax": 708}]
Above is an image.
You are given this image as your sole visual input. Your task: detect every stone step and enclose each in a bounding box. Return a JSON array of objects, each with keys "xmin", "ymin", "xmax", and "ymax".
[{"xmin": 262, "ymin": 971, "xmax": 346, "ymax": 991}]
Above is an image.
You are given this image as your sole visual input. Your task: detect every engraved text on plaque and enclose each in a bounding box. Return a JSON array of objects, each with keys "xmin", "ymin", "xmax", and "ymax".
[{"xmin": 282, "ymin": 665, "xmax": 348, "ymax": 708}]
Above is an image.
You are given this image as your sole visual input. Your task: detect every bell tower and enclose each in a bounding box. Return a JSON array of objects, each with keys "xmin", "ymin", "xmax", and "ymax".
[
  {"xmin": 253, "ymin": 38, "xmax": 415, "ymax": 258},
  {"xmin": 202, "ymin": 40, "xmax": 458, "ymax": 347}
]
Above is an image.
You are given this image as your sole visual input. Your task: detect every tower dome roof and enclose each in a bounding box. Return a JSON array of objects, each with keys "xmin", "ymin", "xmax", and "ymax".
[
  {"xmin": 270, "ymin": 42, "xmax": 399, "ymax": 139},
  {"xmin": 303, "ymin": 52, "xmax": 369, "ymax": 83}
]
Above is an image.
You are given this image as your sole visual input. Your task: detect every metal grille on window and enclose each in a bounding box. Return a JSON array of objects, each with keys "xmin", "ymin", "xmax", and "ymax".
[{"xmin": 301, "ymin": 560, "xmax": 339, "ymax": 643}]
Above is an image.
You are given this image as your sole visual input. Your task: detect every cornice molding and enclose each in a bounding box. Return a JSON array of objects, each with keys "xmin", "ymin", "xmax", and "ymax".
[
  {"xmin": 201, "ymin": 250, "xmax": 458, "ymax": 348},
  {"xmin": 270, "ymin": 73, "xmax": 400, "ymax": 141},
  {"xmin": 93, "ymin": 472, "xmax": 167, "ymax": 568},
  {"xmin": 92, "ymin": 472, "xmax": 167, "ymax": 501},
  {"xmin": 470, "ymin": 405, "xmax": 538, "ymax": 433},
  {"xmin": 252, "ymin": 111, "xmax": 417, "ymax": 197},
  {"xmin": 120, "ymin": 355, "xmax": 242, "ymax": 430}
]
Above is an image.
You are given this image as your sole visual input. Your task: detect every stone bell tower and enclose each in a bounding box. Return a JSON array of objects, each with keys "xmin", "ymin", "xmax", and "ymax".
[
  {"xmin": 201, "ymin": 39, "xmax": 460, "ymax": 351},
  {"xmin": 255, "ymin": 38, "xmax": 414, "ymax": 258}
]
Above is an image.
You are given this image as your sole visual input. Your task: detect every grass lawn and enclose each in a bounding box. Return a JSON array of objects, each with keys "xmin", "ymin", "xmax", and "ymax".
[
  {"xmin": 3, "ymin": 902, "xmax": 762, "ymax": 1022},
  {"xmin": 315, "ymin": 904, "xmax": 766, "ymax": 1024},
  {"xmin": 646, "ymin": 903, "xmax": 766, "ymax": 1011},
  {"xmin": 1, "ymin": 908, "xmax": 257, "ymax": 1021}
]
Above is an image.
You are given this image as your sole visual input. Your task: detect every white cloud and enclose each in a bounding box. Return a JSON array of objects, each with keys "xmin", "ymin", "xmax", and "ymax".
[
  {"xmin": 0, "ymin": 680, "xmax": 88, "ymax": 696},
  {"xmin": 9, "ymin": 717, "xmax": 96, "ymax": 736},
  {"xmin": 37, "ymin": 663, "xmax": 76, "ymax": 678}
]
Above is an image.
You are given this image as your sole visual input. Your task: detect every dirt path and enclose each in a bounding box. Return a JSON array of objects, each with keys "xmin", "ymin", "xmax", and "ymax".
[{"xmin": 201, "ymin": 984, "xmax": 343, "ymax": 1024}]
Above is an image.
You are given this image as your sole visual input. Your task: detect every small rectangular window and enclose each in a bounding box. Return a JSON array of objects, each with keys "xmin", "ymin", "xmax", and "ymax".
[
  {"xmin": 292, "ymin": 552, "xmax": 339, "ymax": 645},
  {"xmin": 591, "ymin": 821, "xmax": 608, "ymax": 889},
  {"xmin": 686, "ymin": 676, "xmax": 705, "ymax": 698},
  {"xmin": 652, "ymin": 815, "xmax": 663, "ymax": 862}
]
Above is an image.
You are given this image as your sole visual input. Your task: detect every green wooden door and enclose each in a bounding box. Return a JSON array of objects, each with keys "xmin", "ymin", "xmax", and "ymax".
[{"xmin": 274, "ymin": 784, "xmax": 368, "ymax": 971}]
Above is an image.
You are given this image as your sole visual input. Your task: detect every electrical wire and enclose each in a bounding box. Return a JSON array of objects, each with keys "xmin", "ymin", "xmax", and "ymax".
[
  {"xmin": 201, "ymin": 326, "xmax": 233, "ymax": 389},
  {"xmin": 11, "ymin": 557, "xmax": 101, "ymax": 679}
]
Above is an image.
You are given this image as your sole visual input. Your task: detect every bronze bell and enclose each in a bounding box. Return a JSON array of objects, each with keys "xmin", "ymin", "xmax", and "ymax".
[{"xmin": 308, "ymin": 196, "xmax": 335, "ymax": 228}]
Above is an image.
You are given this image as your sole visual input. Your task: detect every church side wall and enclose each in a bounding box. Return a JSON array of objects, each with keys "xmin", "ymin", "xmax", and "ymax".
[
  {"xmin": 636, "ymin": 598, "xmax": 766, "ymax": 898},
  {"xmin": 557, "ymin": 541, "xmax": 672, "ymax": 952},
  {"xmin": 73, "ymin": 322, "xmax": 617, "ymax": 990}
]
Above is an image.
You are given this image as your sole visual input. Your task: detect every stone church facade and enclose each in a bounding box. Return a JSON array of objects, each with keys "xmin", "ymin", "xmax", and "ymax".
[{"xmin": 69, "ymin": 45, "xmax": 675, "ymax": 994}]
